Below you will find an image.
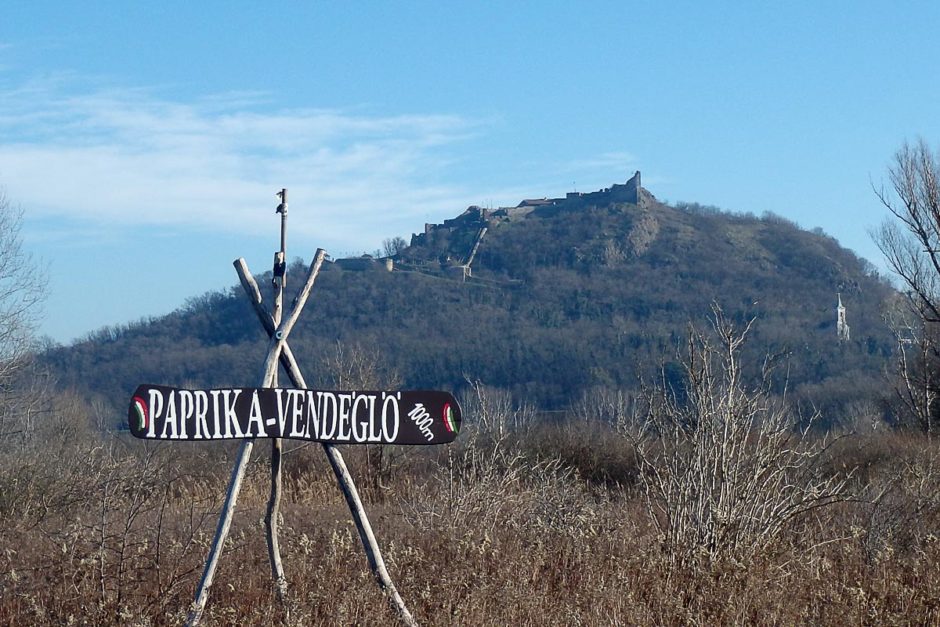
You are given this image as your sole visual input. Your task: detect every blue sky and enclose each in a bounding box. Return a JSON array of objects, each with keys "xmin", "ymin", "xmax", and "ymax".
[{"xmin": 2, "ymin": 2, "xmax": 939, "ymax": 343}]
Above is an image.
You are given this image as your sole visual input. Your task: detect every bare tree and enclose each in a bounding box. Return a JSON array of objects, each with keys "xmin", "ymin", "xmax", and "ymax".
[
  {"xmin": 0, "ymin": 192, "xmax": 46, "ymax": 443},
  {"xmin": 873, "ymin": 141, "xmax": 940, "ymax": 436},
  {"xmin": 873, "ymin": 140, "xmax": 940, "ymax": 320},
  {"xmin": 575, "ymin": 386, "xmax": 634, "ymax": 427},
  {"xmin": 319, "ymin": 339, "xmax": 402, "ymax": 390},
  {"xmin": 0, "ymin": 192, "xmax": 44, "ymax": 389},
  {"xmin": 319, "ymin": 340, "xmax": 403, "ymax": 493},
  {"xmin": 624, "ymin": 308, "xmax": 849, "ymax": 565},
  {"xmin": 884, "ymin": 294, "xmax": 940, "ymax": 438},
  {"xmin": 382, "ymin": 236, "xmax": 408, "ymax": 258},
  {"xmin": 459, "ymin": 379, "xmax": 537, "ymax": 439}
]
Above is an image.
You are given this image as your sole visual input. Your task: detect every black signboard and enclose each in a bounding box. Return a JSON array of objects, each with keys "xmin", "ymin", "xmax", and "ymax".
[{"xmin": 128, "ymin": 384, "xmax": 461, "ymax": 445}]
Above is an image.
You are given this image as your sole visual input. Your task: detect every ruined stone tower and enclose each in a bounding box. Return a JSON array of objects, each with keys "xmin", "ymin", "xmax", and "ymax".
[{"xmin": 608, "ymin": 171, "xmax": 650, "ymax": 207}]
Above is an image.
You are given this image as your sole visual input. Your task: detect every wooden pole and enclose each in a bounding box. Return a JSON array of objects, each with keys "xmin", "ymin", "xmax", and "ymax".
[
  {"xmin": 186, "ymin": 339, "xmax": 281, "ymax": 626},
  {"xmin": 265, "ymin": 188, "xmax": 289, "ymax": 606},
  {"xmin": 187, "ymin": 195, "xmax": 327, "ymax": 627},
  {"xmin": 234, "ymin": 256, "xmax": 418, "ymax": 627}
]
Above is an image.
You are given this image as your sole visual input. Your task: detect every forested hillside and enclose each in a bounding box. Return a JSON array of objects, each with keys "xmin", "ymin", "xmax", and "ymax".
[{"xmin": 42, "ymin": 183, "xmax": 897, "ymax": 425}]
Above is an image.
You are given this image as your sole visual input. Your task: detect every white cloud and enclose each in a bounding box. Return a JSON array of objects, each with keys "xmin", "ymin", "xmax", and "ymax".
[{"xmin": 0, "ymin": 82, "xmax": 486, "ymax": 250}]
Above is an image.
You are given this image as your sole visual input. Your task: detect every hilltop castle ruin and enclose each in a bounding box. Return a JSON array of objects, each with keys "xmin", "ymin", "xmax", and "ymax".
[
  {"xmin": 411, "ymin": 171, "xmax": 653, "ymax": 247},
  {"xmin": 398, "ymin": 171, "xmax": 655, "ymax": 280},
  {"xmin": 329, "ymin": 172, "xmax": 655, "ymax": 278}
]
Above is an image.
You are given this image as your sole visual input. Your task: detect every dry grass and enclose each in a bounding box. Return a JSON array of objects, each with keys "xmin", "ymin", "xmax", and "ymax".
[{"xmin": 2, "ymin": 403, "xmax": 940, "ymax": 626}]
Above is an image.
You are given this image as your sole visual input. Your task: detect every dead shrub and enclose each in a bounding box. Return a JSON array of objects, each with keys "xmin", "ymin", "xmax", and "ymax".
[
  {"xmin": 401, "ymin": 381, "xmax": 597, "ymax": 537},
  {"xmin": 624, "ymin": 307, "xmax": 851, "ymax": 565},
  {"xmin": 857, "ymin": 438, "xmax": 940, "ymax": 560}
]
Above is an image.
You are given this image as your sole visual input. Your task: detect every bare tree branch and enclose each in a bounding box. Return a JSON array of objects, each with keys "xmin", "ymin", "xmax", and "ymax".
[
  {"xmin": 873, "ymin": 141, "xmax": 940, "ymax": 436},
  {"xmin": 0, "ymin": 192, "xmax": 44, "ymax": 389}
]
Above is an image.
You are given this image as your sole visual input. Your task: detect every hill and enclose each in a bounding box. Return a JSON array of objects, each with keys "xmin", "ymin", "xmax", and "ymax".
[{"xmin": 42, "ymin": 173, "xmax": 897, "ymax": 424}]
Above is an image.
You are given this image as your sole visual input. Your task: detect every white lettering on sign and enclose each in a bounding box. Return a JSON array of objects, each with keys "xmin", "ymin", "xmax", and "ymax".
[
  {"xmin": 382, "ymin": 392, "xmax": 400, "ymax": 442},
  {"xmin": 222, "ymin": 389, "xmax": 243, "ymax": 438},
  {"xmin": 194, "ymin": 391, "xmax": 210, "ymax": 439},
  {"xmin": 351, "ymin": 393, "xmax": 369, "ymax": 443},
  {"xmin": 246, "ymin": 390, "xmax": 267, "ymax": 437},
  {"xmin": 303, "ymin": 391, "xmax": 319, "ymax": 439},
  {"xmin": 138, "ymin": 387, "xmax": 413, "ymax": 443},
  {"xmin": 337, "ymin": 393, "xmax": 352, "ymax": 441},
  {"xmin": 287, "ymin": 389, "xmax": 302, "ymax": 437},
  {"xmin": 407, "ymin": 403, "xmax": 434, "ymax": 442},
  {"xmin": 147, "ymin": 388, "xmax": 162, "ymax": 438},
  {"xmin": 320, "ymin": 392, "xmax": 338, "ymax": 439},
  {"xmin": 161, "ymin": 390, "xmax": 178, "ymax": 439},
  {"xmin": 209, "ymin": 390, "xmax": 222, "ymax": 437},
  {"xmin": 178, "ymin": 390, "xmax": 193, "ymax": 439}
]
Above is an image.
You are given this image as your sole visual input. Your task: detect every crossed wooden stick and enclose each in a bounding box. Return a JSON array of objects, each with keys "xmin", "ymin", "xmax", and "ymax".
[{"xmin": 186, "ymin": 204, "xmax": 416, "ymax": 626}]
